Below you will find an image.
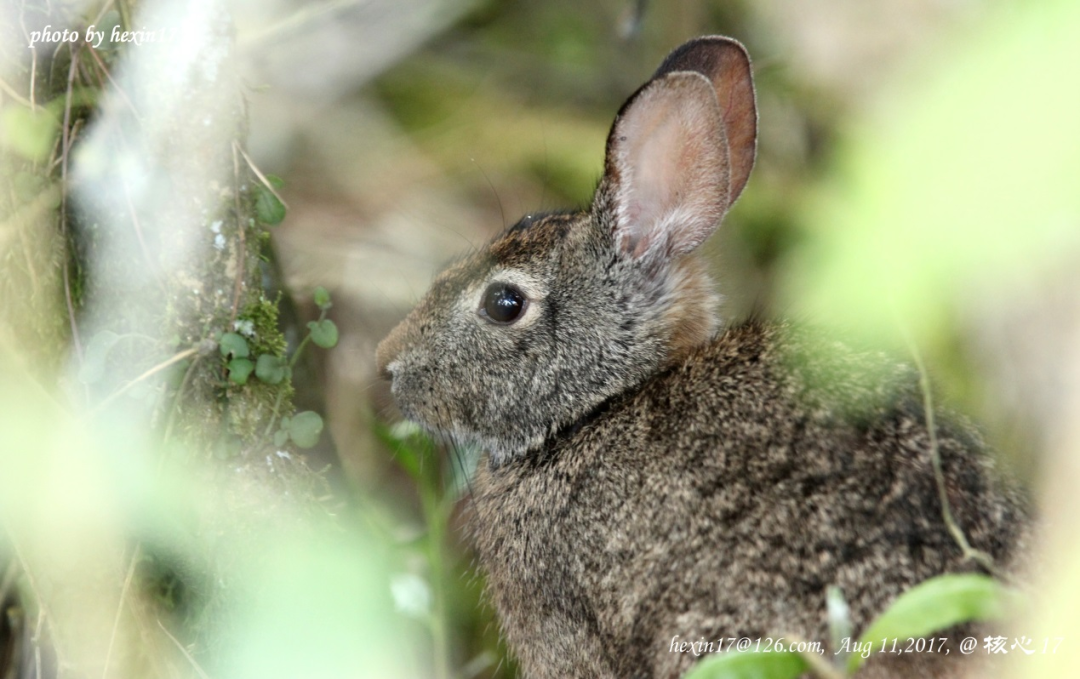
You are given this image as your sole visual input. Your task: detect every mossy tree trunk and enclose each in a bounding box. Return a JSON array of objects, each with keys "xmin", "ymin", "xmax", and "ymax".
[{"xmin": 0, "ymin": 3, "xmax": 363, "ymax": 678}]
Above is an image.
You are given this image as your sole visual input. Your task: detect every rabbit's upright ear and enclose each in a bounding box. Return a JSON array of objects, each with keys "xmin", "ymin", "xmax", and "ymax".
[
  {"xmin": 652, "ymin": 37, "xmax": 757, "ymax": 204},
  {"xmin": 599, "ymin": 37, "xmax": 756, "ymax": 261}
]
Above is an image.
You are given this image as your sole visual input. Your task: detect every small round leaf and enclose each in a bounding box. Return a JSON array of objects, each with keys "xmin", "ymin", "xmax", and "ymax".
[
  {"xmin": 313, "ymin": 286, "xmax": 332, "ymax": 310},
  {"xmin": 219, "ymin": 332, "xmax": 250, "ymax": 358},
  {"xmin": 254, "ymin": 182, "xmax": 286, "ymax": 226},
  {"xmin": 228, "ymin": 358, "xmax": 254, "ymax": 385},
  {"xmin": 287, "ymin": 411, "xmax": 324, "ymax": 448},
  {"xmin": 308, "ymin": 319, "xmax": 339, "ymax": 349},
  {"xmin": 255, "ymin": 354, "xmax": 287, "ymax": 384}
]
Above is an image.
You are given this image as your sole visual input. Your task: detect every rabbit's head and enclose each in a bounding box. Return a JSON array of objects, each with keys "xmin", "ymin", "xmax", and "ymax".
[{"xmin": 377, "ymin": 37, "xmax": 758, "ymax": 464}]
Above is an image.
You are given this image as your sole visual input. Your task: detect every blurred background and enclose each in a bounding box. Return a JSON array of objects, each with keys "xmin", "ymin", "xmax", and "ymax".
[
  {"xmin": 250, "ymin": 0, "xmax": 1023, "ymax": 486},
  {"xmin": 1, "ymin": 0, "xmax": 1078, "ymax": 677}
]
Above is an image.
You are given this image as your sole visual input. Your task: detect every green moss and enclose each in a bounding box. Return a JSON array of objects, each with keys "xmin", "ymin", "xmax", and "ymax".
[
  {"xmin": 216, "ymin": 294, "xmax": 293, "ymax": 442},
  {"xmin": 240, "ymin": 294, "xmax": 287, "ymax": 357},
  {"xmin": 227, "ymin": 386, "xmax": 287, "ymax": 441}
]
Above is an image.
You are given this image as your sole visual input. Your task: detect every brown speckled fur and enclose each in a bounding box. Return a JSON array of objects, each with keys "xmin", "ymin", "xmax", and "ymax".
[
  {"xmin": 377, "ymin": 37, "xmax": 1031, "ymax": 678},
  {"xmin": 467, "ymin": 322, "xmax": 1028, "ymax": 678}
]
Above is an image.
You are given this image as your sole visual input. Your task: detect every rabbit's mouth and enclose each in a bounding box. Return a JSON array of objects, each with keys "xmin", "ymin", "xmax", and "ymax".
[
  {"xmin": 382, "ymin": 362, "xmax": 431, "ymax": 426},
  {"xmin": 384, "ymin": 361, "xmax": 470, "ymax": 440},
  {"xmin": 389, "ymin": 371, "xmax": 554, "ymax": 465}
]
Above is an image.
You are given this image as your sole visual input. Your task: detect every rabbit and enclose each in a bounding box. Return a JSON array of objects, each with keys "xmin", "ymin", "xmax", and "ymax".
[{"xmin": 376, "ymin": 36, "xmax": 1031, "ymax": 679}]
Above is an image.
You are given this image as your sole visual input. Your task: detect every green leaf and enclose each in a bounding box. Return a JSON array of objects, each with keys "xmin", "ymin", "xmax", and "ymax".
[
  {"xmin": 850, "ymin": 574, "xmax": 1012, "ymax": 673},
  {"xmin": 228, "ymin": 358, "xmax": 254, "ymax": 385},
  {"xmin": 313, "ymin": 286, "xmax": 332, "ymax": 310},
  {"xmin": 78, "ymin": 330, "xmax": 121, "ymax": 384},
  {"xmin": 254, "ymin": 181, "xmax": 286, "ymax": 226},
  {"xmin": 308, "ymin": 319, "xmax": 339, "ymax": 349},
  {"xmin": 1, "ymin": 107, "xmax": 59, "ymax": 161},
  {"xmin": 682, "ymin": 651, "xmax": 808, "ymax": 679},
  {"xmin": 219, "ymin": 332, "xmax": 250, "ymax": 359},
  {"xmin": 255, "ymin": 354, "xmax": 288, "ymax": 385},
  {"xmin": 272, "ymin": 429, "xmax": 289, "ymax": 447},
  {"xmin": 287, "ymin": 411, "xmax": 324, "ymax": 448}
]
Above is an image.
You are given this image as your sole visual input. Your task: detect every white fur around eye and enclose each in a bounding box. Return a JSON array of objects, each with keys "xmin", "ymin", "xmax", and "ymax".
[{"xmin": 460, "ymin": 268, "xmax": 547, "ymax": 328}]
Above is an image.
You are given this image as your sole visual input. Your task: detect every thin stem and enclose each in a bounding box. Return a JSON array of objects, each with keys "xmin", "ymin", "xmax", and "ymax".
[
  {"xmin": 899, "ymin": 327, "xmax": 1002, "ymax": 579},
  {"xmin": 162, "ymin": 354, "xmax": 202, "ymax": 447},
  {"xmin": 775, "ymin": 633, "xmax": 845, "ymax": 679},
  {"xmin": 0, "ymin": 558, "xmax": 17, "ymax": 610},
  {"xmin": 263, "ymin": 387, "xmax": 288, "ymax": 440},
  {"xmin": 27, "ymin": 25, "xmax": 38, "ymax": 108},
  {"xmin": 4, "ymin": 524, "xmax": 63, "ymax": 675},
  {"xmin": 83, "ymin": 42, "xmax": 141, "ymax": 123},
  {"xmin": 157, "ymin": 619, "xmax": 213, "ymax": 679},
  {"xmin": 234, "ymin": 141, "xmax": 289, "ymax": 208},
  {"xmin": 34, "ymin": 610, "xmax": 42, "ymax": 679},
  {"xmin": 101, "ymin": 544, "xmax": 142, "ymax": 679},
  {"xmin": 90, "ymin": 0, "xmax": 118, "ymax": 28},
  {"xmin": 263, "ymin": 312, "xmax": 317, "ymax": 439},
  {"xmin": 86, "ymin": 347, "xmax": 199, "ymax": 417},
  {"xmin": 419, "ymin": 451, "xmax": 452, "ymax": 679},
  {"xmin": 800, "ymin": 649, "xmax": 845, "ymax": 679},
  {"xmin": 0, "ymin": 75, "xmax": 35, "ymax": 108},
  {"xmin": 117, "ymin": 0, "xmax": 133, "ymax": 32},
  {"xmin": 288, "ymin": 307, "xmax": 326, "ymax": 370},
  {"xmin": 239, "ymin": 0, "xmax": 370, "ymax": 50},
  {"xmin": 60, "ymin": 46, "xmax": 83, "ymax": 367},
  {"xmin": 229, "ymin": 144, "xmax": 247, "ymax": 323},
  {"xmin": 120, "ymin": 175, "xmax": 161, "ymax": 286}
]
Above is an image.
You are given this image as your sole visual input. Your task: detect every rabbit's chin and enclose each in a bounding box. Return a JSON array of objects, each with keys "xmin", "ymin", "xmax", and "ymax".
[
  {"xmin": 395, "ymin": 403, "xmax": 538, "ymax": 466},
  {"xmin": 446, "ymin": 427, "xmax": 543, "ymax": 468}
]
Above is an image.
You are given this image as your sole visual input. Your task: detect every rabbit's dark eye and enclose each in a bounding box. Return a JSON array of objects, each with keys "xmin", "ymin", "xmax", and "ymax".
[{"xmin": 480, "ymin": 283, "xmax": 526, "ymax": 324}]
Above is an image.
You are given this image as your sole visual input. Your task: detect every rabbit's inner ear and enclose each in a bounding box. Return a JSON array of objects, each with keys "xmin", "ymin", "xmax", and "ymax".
[
  {"xmin": 651, "ymin": 37, "xmax": 758, "ymax": 204},
  {"xmin": 606, "ymin": 72, "xmax": 732, "ymax": 261}
]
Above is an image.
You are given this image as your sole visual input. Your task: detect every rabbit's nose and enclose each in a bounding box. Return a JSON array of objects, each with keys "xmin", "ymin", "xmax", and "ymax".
[
  {"xmin": 376, "ymin": 356, "xmax": 394, "ymax": 382},
  {"xmin": 376, "ymin": 321, "xmax": 408, "ymax": 381}
]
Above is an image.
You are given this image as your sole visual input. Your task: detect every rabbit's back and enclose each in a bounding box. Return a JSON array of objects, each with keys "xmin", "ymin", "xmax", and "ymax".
[{"xmin": 469, "ymin": 320, "xmax": 1029, "ymax": 679}]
